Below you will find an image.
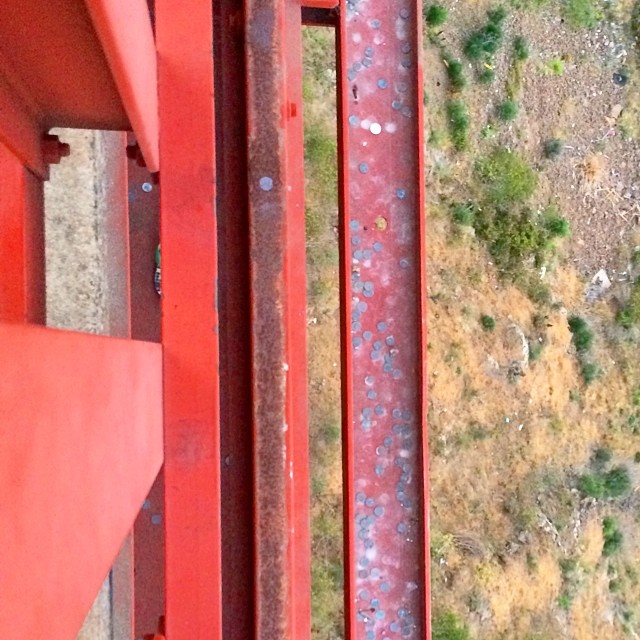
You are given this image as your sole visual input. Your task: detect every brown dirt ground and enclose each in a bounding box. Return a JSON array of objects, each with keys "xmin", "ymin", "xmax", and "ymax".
[{"xmin": 425, "ymin": 3, "xmax": 640, "ymax": 637}]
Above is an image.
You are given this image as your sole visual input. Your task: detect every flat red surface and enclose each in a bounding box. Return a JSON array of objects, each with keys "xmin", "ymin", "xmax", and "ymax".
[
  {"xmin": 0, "ymin": 324, "xmax": 163, "ymax": 640},
  {"xmin": 338, "ymin": 0, "xmax": 430, "ymax": 636},
  {"xmin": 156, "ymin": 0, "xmax": 223, "ymax": 637}
]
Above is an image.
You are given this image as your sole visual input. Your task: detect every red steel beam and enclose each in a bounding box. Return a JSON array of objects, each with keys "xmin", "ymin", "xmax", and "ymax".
[
  {"xmin": 0, "ymin": 324, "xmax": 163, "ymax": 640},
  {"xmin": 244, "ymin": 0, "xmax": 311, "ymax": 634},
  {"xmin": 0, "ymin": 140, "xmax": 45, "ymax": 323},
  {"xmin": 85, "ymin": 0, "xmax": 160, "ymax": 171},
  {"xmin": 337, "ymin": 0, "xmax": 430, "ymax": 637},
  {"xmin": 156, "ymin": 0, "xmax": 222, "ymax": 637}
]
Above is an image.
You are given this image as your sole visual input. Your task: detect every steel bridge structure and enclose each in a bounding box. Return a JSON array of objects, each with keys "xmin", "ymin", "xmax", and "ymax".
[{"xmin": 0, "ymin": 0, "xmax": 429, "ymax": 638}]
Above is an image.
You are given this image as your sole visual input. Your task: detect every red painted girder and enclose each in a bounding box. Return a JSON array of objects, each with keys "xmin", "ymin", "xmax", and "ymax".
[
  {"xmin": 156, "ymin": 1, "xmax": 222, "ymax": 637},
  {"xmin": 245, "ymin": 0, "xmax": 311, "ymax": 635},
  {"xmin": 338, "ymin": 0, "xmax": 430, "ymax": 636},
  {"xmin": 0, "ymin": 0, "xmax": 157, "ymax": 174},
  {"xmin": 0, "ymin": 324, "xmax": 163, "ymax": 640},
  {"xmin": 85, "ymin": 0, "xmax": 160, "ymax": 171},
  {"xmin": 0, "ymin": 140, "xmax": 45, "ymax": 323}
]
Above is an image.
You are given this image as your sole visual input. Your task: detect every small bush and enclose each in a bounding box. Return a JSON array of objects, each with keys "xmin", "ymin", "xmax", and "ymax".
[
  {"xmin": 544, "ymin": 211, "xmax": 570, "ymax": 238},
  {"xmin": 497, "ymin": 100, "xmax": 519, "ymax": 121},
  {"xmin": 615, "ymin": 279, "xmax": 640, "ymax": 328},
  {"xmin": 514, "ymin": 35, "xmax": 530, "ymax": 60},
  {"xmin": 478, "ymin": 67, "xmax": 496, "ymax": 84},
  {"xmin": 481, "ymin": 314, "xmax": 496, "ymax": 331},
  {"xmin": 578, "ymin": 473, "xmax": 605, "ymax": 498},
  {"xmin": 581, "ymin": 362, "xmax": 600, "ymax": 384},
  {"xmin": 562, "ymin": 0, "xmax": 601, "ymax": 29},
  {"xmin": 444, "ymin": 57, "xmax": 467, "ymax": 91},
  {"xmin": 546, "ymin": 58, "xmax": 565, "ymax": 75},
  {"xmin": 568, "ymin": 316, "xmax": 593, "ymax": 353},
  {"xmin": 446, "ymin": 100, "xmax": 470, "ymax": 151},
  {"xmin": 432, "ymin": 611, "xmax": 470, "ymax": 640},
  {"xmin": 592, "ymin": 447, "xmax": 612, "ymax": 469},
  {"xmin": 558, "ymin": 593, "xmax": 573, "ymax": 610},
  {"xmin": 603, "ymin": 466, "xmax": 631, "ymax": 498},
  {"xmin": 424, "ymin": 4, "xmax": 449, "ymax": 26},
  {"xmin": 451, "ymin": 202, "xmax": 476, "ymax": 225},
  {"xmin": 602, "ymin": 516, "xmax": 623, "ymax": 556},
  {"xmin": 475, "ymin": 149, "xmax": 537, "ymax": 205},
  {"xmin": 543, "ymin": 138, "xmax": 563, "ymax": 159},
  {"xmin": 487, "ymin": 6, "xmax": 508, "ymax": 24},
  {"xmin": 464, "ymin": 12, "xmax": 505, "ymax": 61},
  {"xmin": 635, "ymin": 451, "xmax": 640, "ymax": 464}
]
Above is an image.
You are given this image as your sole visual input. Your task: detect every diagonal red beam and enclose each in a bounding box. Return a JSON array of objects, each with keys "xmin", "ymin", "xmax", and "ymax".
[
  {"xmin": 0, "ymin": 324, "xmax": 163, "ymax": 640},
  {"xmin": 156, "ymin": 1, "xmax": 222, "ymax": 637},
  {"xmin": 84, "ymin": 0, "xmax": 159, "ymax": 171}
]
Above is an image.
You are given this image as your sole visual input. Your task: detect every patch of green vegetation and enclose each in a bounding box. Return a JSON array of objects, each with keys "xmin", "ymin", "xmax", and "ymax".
[
  {"xmin": 546, "ymin": 58, "xmax": 565, "ymax": 75},
  {"xmin": 424, "ymin": 4, "xmax": 449, "ymax": 26},
  {"xmin": 580, "ymin": 361, "xmax": 600, "ymax": 384},
  {"xmin": 497, "ymin": 100, "xmax": 519, "ymax": 121},
  {"xmin": 480, "ymin": 123, "xmax": 497, "ymax": 138},
  {"xmin": 464, "ymin": 8, "xmax": 507, "ymax": 61},
  {"xmin": 578, "ymin": 465, "xmax": 632, "ymax": 499},
  {"xmin": 478, "ymin": 67, "xmax": 496, "ymax": 84},
  {"xmin": 444, "ymin": 56, "xmax": 467, "ymax": 91},
  {"xmin": 615, "ymin": 279, "xmax": 640, "ymax": 328},
  {"xmin": 511, "ymin": 0, "xmax": 548, "ymax": 8},
  {"xmin": 562, "ymin": 0, "xmax": 602, "ymax": 29},
  {"xmin": 592, "ymin": 446, "xmax": 612, "ymax": 469},
  {"xmin": 568, "ymin": 316, "xmax": 594, "ymax": 353},
  {"xmin": 451, "ymin": 202, "xmax": 476, "ymax": 225},
  {"xmin": 481, "ymin": 314, "xmax": 496, "ymax": 331},
  {"xmin": 544, "ymin": 207, "xmax": 570, "ymax": 237},
  {"xmin": 432, "ymin": 611, "xmax": 471, "ymax": 640},
  {"xmin": 476, "ymin": 149, "xmax": 537, "ymax": 205},
  {"xmin": 543, "ymin": 138, "xmax": 563, "ymax": 159},
  {"xmin": 429, "ymin": 129, "xmax": 447, "ymax": 149},
  {"xmin": 446, "ymin": 100, "xmax": 470, "ymax": 151},
  {"xmin": 514, "ymin": 35, "xmax": 530, "ymax": 60},
  {"xmin": 528, "ymin": 340, "xmax": 544, "ymax": 361},
  {"xmin": 602, "ymin": 516, "xmax": 624, "ymax": 556}
]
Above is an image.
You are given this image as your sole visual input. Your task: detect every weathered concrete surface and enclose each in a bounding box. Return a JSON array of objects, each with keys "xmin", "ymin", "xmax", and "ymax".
[{"xmin": 45, "ymin": 128, "xmax": 128, "ymax": 640}]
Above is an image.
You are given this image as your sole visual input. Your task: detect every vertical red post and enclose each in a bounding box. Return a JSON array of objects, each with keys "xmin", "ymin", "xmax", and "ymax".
[
  {"xmin": 0, "ymin": 140, "xmax": 45, "ymax": 324},
  {"xmin": 245, "ymin": 0, "xmax": 311, "ymax": 635},
  {"xmin": 156, "ymin": 1, "xmax": 222, "ymax": 637}
]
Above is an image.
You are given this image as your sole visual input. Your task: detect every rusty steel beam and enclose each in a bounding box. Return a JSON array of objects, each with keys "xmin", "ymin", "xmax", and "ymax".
[
  {"xmin": 0, "ymin": 324, "xmax": 163, "ymax": 640},
  {"xmin": 337, "ymin": 0, "xmax": 430, "ymax": 637},
  {"xmin": 245, "ymin": 0, "xmax": 311, "ymax": 635},
  {"xmin": 156, "ymin": 0, "xmax": 222, "ymax": 637}
]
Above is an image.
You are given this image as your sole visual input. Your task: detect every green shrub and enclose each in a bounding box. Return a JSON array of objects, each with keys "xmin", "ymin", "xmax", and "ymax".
[
  {"xmin": 592, "ymin": 447, "xmax": 612, "ymax": 469},
  {"xmin": 451, "ymin": 202, "xmax": 476, "ymax": 225},
  {"xmin": 481, "ymin": 314, "xmax": 496, "ymax": 331},
  {"xmin": 602, "ymin": 516, "xmax": 623, "ymax": 556},
  {"xmin": 578, "ymin": 473, "xmax": 605, "ymax": 498},
  {"xmin": 475, "ymin": 149, "xmax": 537, "ymax": 205},
  {"xmin": 568, "ymin": 316, "xmax": 594, "ymax": 353},
  {"xmin": 615, "ymin": 279, "xmax": 640, "ymax": 328},
  {"xmin": 581, "ymin": 362, "xmax": 600, "ymax": 384},
  {"xmin": 446, "ymin": 100, "xmax": 470, "ymax": 151},
  {"xmin": 497, "ymin": 100, "xmax": 519, "ymax": 121},
  {"xmin": 558, "ymin": 593, "xmax": 573, "ymax": 610},
  {"xmin": 546, "ymin": 58, "xmax": 565, "ymax": 75},
  {"xmin": 444, "ymin": 57, "xmax": 467, "ymax": 91},
  {"xmin": 464, "ymin": 13, "xmax": 505, "ymax": 61},
  {"xmin": 543, "ymin": 138, "xmax": 563, "ymax": 159},
  {"xmin": 544, "ymin": 212, "xmax": 570, "ymax": 238},
  {"xmin": 478, "ymin": 68, "xmax": 496, "ymax": 84},
  {"xmin": 603, "ymin": 466, "xmax": 631, "ymax": 498},
  {"xmin": 424, "ymin": 4, "xmax": 449, "ymax": 26},
  {"xmin": 487, "ymin": 6, "xmax": 508, "ymax": 24},
  {"xmin": 432, "ymin": 611, "xmax": 470, "ymax": 640},
  {"xmin": 562, "ymin": 0, "xmax": 602, "ymax": 29},
  {"xmin": 514, "ymin": 35, "xmax": 530, "ymax": 60}
]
